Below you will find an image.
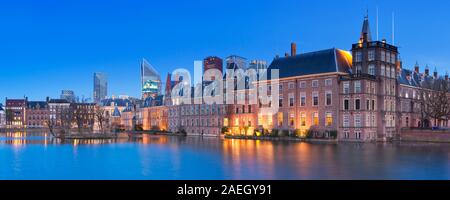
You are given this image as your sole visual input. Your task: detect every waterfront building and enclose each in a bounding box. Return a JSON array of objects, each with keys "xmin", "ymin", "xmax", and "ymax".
[
  {"xmin": 26, "ymin": 101, "xmax": 49, "ymax": 128},
  {"xmin": 5, "ymin": 98, "xmax": 27, "ymax": 129},
  {"xmin": 93, "ymin": 72, "xmax": 108, "ymax": 103},
  {"xmin": 141, "ymin": 95, "xmax": 168, "ymax": 131},
  {"xmin": 48, "ymin": 99, "xmax": 71, "ymax": 126},
  {"xmin": 141, "ymin": 58, "xmax": 162, "ymax": 99}
]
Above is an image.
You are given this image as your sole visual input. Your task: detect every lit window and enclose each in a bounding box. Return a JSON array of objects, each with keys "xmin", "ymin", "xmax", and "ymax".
[
  {"xmin": 300, "ymin": 113, "xmax": 306, "ymax": 127},
  {"xmin": 234, "ymin": 118, "xmax": 239, "ymax": 126},
  {"xmin": 313, "ymin": 112, "xmax": 319, "ymax": 126},
  {"xmin": 277, "ymin": 112, "xmax": 284, "ymax": 127},
  {"xmin": 325, "ymin": 112, "xmax": 333, "ymax": 126}
]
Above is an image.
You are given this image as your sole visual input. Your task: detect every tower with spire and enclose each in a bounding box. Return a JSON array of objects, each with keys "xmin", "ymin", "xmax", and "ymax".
[{"xmin": 344, "ymin": 14, "xmax": 401, "ymax": 141}]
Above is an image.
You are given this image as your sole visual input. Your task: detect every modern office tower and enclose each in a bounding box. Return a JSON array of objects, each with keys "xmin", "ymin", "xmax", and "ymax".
[
  {"xmin": 203, "ymin": 56, "xmax": 223, "ymax": 80},
  {"xmin": 141, "ymin": 58, "xmax": 161, "ymax": 99},
  {"xmin": 226, "ymin": 55, "xmax": 247, "ymax": 70},
  {"xmin": 60, "ymin": 90, "xmax": 76, "ymax": 103},
  {"xmin": 93, "ymin": 72, "xmax": 108, "ymax": 103}
]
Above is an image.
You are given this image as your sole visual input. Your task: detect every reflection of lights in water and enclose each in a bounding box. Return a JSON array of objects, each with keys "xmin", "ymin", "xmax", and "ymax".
[{"xmin": 141, "ymin": 134, "xmax": 168, "ymax": 144}]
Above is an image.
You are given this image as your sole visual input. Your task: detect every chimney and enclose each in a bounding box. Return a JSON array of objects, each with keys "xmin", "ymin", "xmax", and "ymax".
[
  {"xmin": 445, "ymin": 72, "xmax": 449, "ymax": 81},
  {"xmin": 291, "ymin": 42, "xmax": 297, "ymax": 56},
  {"xmin": 275, "ymin": 55, "xmax": 279, "ymax": 59},
  {"xmin": 285, "ymin": 53, "xmax": 289, "ymax": 57},
  {"xmin": 425, "ymin": 66, "xmax": 430, "ymax": 76},
  {"xmin": 433, "ymin": 70, "xmax": 438, "ymax": 79}
]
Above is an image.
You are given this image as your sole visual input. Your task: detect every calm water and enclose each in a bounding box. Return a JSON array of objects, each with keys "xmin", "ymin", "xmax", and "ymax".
[{"xmin": 1, "ymin": 132, "xmax": 450, "ymax": 180}]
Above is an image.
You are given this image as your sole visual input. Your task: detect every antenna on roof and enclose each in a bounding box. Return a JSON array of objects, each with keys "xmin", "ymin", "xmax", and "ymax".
[
  {"xmin": 376, "ymin": 6, "xmax": 379, "ymax": 41},
  {"xmin": 392, "ymin": 12, "xmax": 395, "ymax": 45}
]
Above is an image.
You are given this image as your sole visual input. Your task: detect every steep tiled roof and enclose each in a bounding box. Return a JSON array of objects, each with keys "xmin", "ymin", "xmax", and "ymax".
[{"xmin": 267, "ymin": 48, "xmax": 352, "ymax": 79}]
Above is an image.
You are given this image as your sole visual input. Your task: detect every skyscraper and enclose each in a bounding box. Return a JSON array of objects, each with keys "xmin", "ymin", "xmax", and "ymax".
[
  {"xmin": 93, "ymin": 72, "xmax": 108, "ymax": 103},
  {"xmin": 141, "ymin": 58, "xmax": 161, "ymax": 99},
  {"xmin": 60, "ymin": 90, "xmax": 76, "ymax": 103}
]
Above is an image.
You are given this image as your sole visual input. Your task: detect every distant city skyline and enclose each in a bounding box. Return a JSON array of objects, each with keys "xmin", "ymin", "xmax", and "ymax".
[{"xmin": 0, "ymin": 0, "xmax": 449, "ymax": 101}]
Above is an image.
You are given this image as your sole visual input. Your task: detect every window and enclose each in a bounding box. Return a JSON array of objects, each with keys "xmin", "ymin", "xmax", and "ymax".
[
  {"xmin": 386, "ymin": 53, "xmax": 391, "ymax": 64},
  {"xmin": 381, "ymin": 65, "xmax": 386, "ymax": 76},
  {"xmin": 289, "ymin": 93, "xmax": 294, "ymax": 107},
  {"xmin": 355, "ymin": 51, "xmax": 362, "ymax": 62},
  {"xmin": 366, "ymin": 99, "xmax": 370, "ymax": 110},
  {"xmin": 300, "ymin": 113, "xmax": 306, "ymax": 126},
  {"xmin": 369, "ymin": 64, "xmax": 376, "ymax": 75},
  {"xmin": 356, "ymin": 132, "xmax": 361, "ymax": 139},
  {"xmin": 279, "ymin": 84, "xmax": 283, "ymax": 92},
  {"xmin": 313, "ymin": 112, "xmax": 319, "ymax": 126},
  {"xmin": 355, "ymin": 99, "xmax": 361, "ymax": 110},
  {"xmin": 312, "ymin": 80, "xmax": 319, "ymax": 88},
  {"xmin": 355, "ymin": 114, "xmax": 361, "ymax": 127},
  {"xmin": 381, "ymin": 51, "xmax": 386, "ymax": 62},
  {"xmin": 372, "ymin": 100, "xmax": 375, "ymax": 110},
  {"xmin": 355, "ymin": 65, "xmax": 362, "ymax": 75},
  {"xmin": 325, "ymin": 112, "xmax": 333, "ymax": 126},
  {"xmin": 391, "ymin": 67, "xmax": 396, "ymax": 78},
  {"xmin": 299, "ymin": 81, "xmax": 306, "ymax": 88},
  {"xmin": 366, "ymin": 114, "xmax": 371, "ymax": 127},
  {"xmin": 344, "ymin": 131, "xmax": 349, "ymax": 139},
  {"xmin": 312, "ymin": 92, "xmax": 319, "ymax": 106},
  {"xmin": 325, "ymin": 91, "xmax": 332, "ymax": 106},
  {"xmin": 343, "ymin": 82, "xmax": 350, "ymax": 94},
  {"xmin": 391, "ymin": 53, "xmax": 396, "ymax": 64},
  {"xmin": 288, "ymin": 82, "xmax": 295, "ymax": 89},
  {"xmin": 325, "ymin": 79, "xmax": 332, "ymax": 86},
  {"xmin": 279, "ymin": 96, "xmax": 283, "ymax": 107},
  {"xmin": 234, "ymin": 118, "xmax": 239, "ymax": 126},
  {"xmin": 368, "ymin": 50, "xmax": 375, "ymax": 61},
  {"xmin": 248, "ymin": 105, "xmax": 252, "ymax": 113},
  {"xmin": 354, "ymin": 81, "xmax": 361, "ymax": 93},
  {"xmin": 343, "ymin": 115, "xmax": 350, "ymax": 127},
  {"xmin": 277, "ymin": 112, "xmax": 284, "ymax": 126},
  {"xmin": 344, "ymin": 99, "xmax": 349, "ymax": 110},
  {"xmin": 289, "ymin": 113, "xmax": 295, "ymax": 126},
  {"xmin": 300, "ymin": 92, "xmax": 306, "ymax": 107}
]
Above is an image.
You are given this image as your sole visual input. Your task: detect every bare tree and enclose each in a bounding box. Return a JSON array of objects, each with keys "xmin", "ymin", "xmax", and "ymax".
[
  {"xmin": 95, "ymin": 107, "xmax": 109, "ymax": 134},
  {"xmin": 45, "ymin": 117, "xmax": 57, "ymax": 137},
  {"xmin": 418, "ymin": 79, "xmax": 450, "ymax": 127}
]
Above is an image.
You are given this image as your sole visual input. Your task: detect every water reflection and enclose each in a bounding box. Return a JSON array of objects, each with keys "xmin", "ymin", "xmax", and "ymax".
[{"xmin": 1, "ymin": 131, "xmax": 450, "ymax": 179}]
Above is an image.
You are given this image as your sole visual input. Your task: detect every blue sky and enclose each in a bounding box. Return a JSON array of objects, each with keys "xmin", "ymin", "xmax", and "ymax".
[{"xmin": 0, "ymin": 0, "xmax": 449, "ymax": 101}]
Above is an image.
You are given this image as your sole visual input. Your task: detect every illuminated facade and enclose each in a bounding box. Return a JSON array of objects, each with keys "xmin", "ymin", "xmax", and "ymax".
[{"xmin": 5, "ymin": 99, "xmax": 27, "ymax": 129}]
